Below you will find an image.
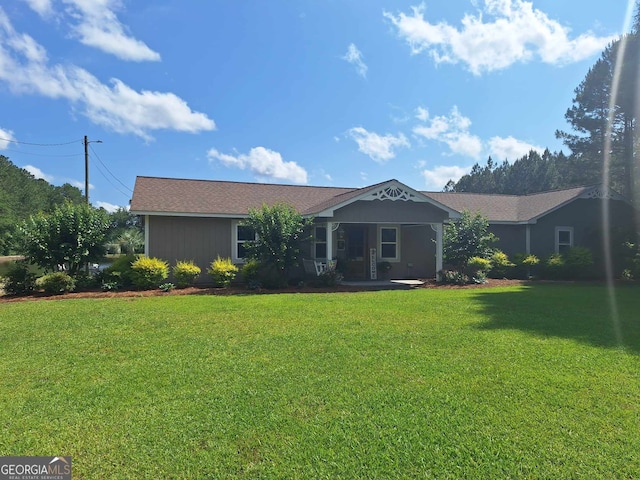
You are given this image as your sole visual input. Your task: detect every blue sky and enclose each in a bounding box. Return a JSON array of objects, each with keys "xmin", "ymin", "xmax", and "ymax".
[{"xmin": 0, "ymin": 0, "xmax": 633, "ymax": 211}]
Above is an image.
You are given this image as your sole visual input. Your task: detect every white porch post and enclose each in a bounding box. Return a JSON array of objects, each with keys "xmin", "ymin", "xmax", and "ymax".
[
  {"xmin": 435, "ymin": 223, "xmax": 443, "ymax": 280},
  {"xmin": 326, "ymin": 221, "xmax": 334, "ymax": 261},
  {"xmin": 144, "ymin": 214, "xmax": 150, "ymax": 256}
]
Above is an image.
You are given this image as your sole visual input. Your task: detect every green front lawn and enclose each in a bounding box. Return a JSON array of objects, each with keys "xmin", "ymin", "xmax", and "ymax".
[{"xmin": 1, "ymin": 285, "xmax": 639, "ymax": 478}]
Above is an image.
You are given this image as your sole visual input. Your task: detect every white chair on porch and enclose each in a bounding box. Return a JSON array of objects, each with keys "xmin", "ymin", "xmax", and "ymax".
[{"xmin": 302, "ymin": 259, "xmax": 328, "ymax": 276}]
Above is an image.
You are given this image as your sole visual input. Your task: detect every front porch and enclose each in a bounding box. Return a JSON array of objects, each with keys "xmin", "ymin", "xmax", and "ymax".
[{"xmin": 309, "ymin": 222, "xmax": 443, "ymax": 281}]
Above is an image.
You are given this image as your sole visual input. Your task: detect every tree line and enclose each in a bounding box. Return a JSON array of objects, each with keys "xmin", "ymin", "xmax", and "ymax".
[
  {"xmin": 446, "ymin": 5, "xmax": 640, "ymax": 209},
  {"xmin": 0, "ymin": 155, "xmax": 84, "ymax": 254}
]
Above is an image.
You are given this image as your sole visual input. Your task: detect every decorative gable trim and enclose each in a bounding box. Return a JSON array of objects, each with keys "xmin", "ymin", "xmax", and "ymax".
[
  {"xmin": 362, "ymin": 184, "xmax": 425, "ymax": 202},
  {"xmin": 579, "ymin": 186, "xmax": 627, "ymax": 202},
  {"xmin": 315, "ymin": 180, "xmax": 460, "ymax": 218}
]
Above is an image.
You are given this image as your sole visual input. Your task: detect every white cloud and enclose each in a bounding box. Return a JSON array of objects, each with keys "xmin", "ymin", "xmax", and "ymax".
[
  {"xmin": 415, "ymin": 106, "xmax": 429, "ymax": 121},
  {"xmin": 422, "ymin": 165, "xmax": 471, "ymax": 190},
  {"xmin": 22, "ymin": 0, "xmax": 54, "ymax": 18},
  {"xmin": 342, "ymin": 43, "xmax": 368, "ymax": 78},
  {"xmin": 0, "ymin": 8, "xmax": 215, "ymax": 139},
  {"xmin": 0, "ymin": 127, "xmax": 16, "ymax": 149},
  {"xmin": 95, "ymin": 200, "xmax": 120, "ymax": 212},
  {"xmin": 62, "ymin": 0, "xmax": 161, "ymax": 62},
  {"xmin": 207, "ymin": 146, "xmax": 308, "ymax": 184},
  {"xmin": 384, "ymin": 1, "xmax": 616, "ymax": 75},
  {"xmin": 413, "ymin": 106, "xmax": 482, "ymax": 158},
  {"xmin": 488, "ymin": 135, "xmax": 543, "ymax": 160},
  {"xmin": 68, "ymin": 179, "xmax": 94, "ymax": 190},
  {"xmin": 23, "ymin": 0, "xmax": 160, "ymax": 61},
  {"xmin": 23, "ymin": 164, "xmax": 54, "ymax": 182},
  {"xmin": 347, "ymin": 127, "xmax": 410, "ymax": 163}
]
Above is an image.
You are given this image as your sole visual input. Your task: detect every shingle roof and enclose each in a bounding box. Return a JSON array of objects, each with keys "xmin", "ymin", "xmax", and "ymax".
[
  {"xmin": 130, "ymin": 176, "xmax": 605, "ymax": 223},
  {"xmin": 427, "ymin": 185, "xmax": 594, "ymax": 222},
  {"xmin": 130, "ymin": 176, "xmax": 355, "ymax": 216}
]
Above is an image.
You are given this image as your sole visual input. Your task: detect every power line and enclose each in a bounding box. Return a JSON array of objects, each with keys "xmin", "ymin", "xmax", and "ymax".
[
  {"xmin": 93, "ymin": 160, "xmax": 132, "ymax": 199},
  {"xmin": 0, "ymin": 137, "xmax": 82, "ymax": 147},
  {"xmin": 6, "ymin": 150, "xmax": 83, "ymax": 158},
  {"xmin": 89, "ymin": 144, "xmax": 133, "ymax": 194}
]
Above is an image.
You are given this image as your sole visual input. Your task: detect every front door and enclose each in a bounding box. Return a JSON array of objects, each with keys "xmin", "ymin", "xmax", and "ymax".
[{"xmin": 345, "ymin": 226, "xmax": 367, "ymax": 279}]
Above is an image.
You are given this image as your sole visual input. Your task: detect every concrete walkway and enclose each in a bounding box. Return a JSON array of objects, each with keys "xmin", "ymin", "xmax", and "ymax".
[{"xmin": 341, "ymin": 279, "xmax": 425, "ymax": 290}]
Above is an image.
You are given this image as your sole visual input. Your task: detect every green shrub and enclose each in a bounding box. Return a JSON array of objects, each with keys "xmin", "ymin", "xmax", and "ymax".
[
  {"xmin": 256, "ymin": 263, "xmax": 287, "ymax": 289},
  {"xmin": 172, "ymin": 260, "xmax": 201, "ymax": 288},
  {"xmin": 74, "ymin": 272, "xmax": 100, "ymax": 291},
  {"xmin": 131, "ymin": 256, "xmax": 169, "ymax": 289},
  {"xmin": 565, "ymin": 247, "xmax": 594, "ymax": 279},
  {"xmin": 488, "ymin": 250, "xmax": 515, "ymax": 278},
  {"xmin": 315, "ymin": 263, "xmax": 343, "ymax": 287},
  {"xmin": 1, "ymin": 261, "xmax": 37, "ymax": 295},
  {"xmin": 544, "ymin": 253, "xmax": 566, "ymax": 280},
  {"xmin": 241, "ymin": 259, "xmax": 261, "ymax": 289},
  {"xmin": 37, "ymin": 272, "xmax": 76, "ymax": 294},
  {"xmin": 439, "ymin": 269, "xmax": 470, "ymax": 285},
  {"xmin": 512, "ymin": 253, "xmax": 540, "ymax": 279},
  {"xmin": 467, "ymin": 256, "xmax": 491, "ymax": 275},
  {"xmin": 103, "ymin": 254, "xmax": 137, "ymax": 287},
  {"xmin": 209, "ymin": 256, "xmax": 238, "ymax": 287},
  {"xmin": 159, "ymin": 283, "xmax": 175, "ymax": 292}
]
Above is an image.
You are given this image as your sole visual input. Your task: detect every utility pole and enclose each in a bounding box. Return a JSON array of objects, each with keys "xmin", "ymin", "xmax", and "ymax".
[
  {"xmin": 84, "ymin": 135, "xmax": 89, "ymax": 204},
  {"xmin": 83, "ymin": 136, "xmax": 102, "ymax": 204}
]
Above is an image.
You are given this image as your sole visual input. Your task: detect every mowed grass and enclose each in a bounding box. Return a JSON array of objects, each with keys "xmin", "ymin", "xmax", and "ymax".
[{"xmin": 1, "ymin": 285, "xmax": 639, "ymax": 478}]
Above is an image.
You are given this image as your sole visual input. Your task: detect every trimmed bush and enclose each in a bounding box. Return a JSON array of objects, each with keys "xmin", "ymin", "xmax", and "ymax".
[
  {"xmin": 103, "ymin": 254, "xmax": 137, "ymax": 288},
  {"xmin": 209, "ymin": 256, "xmax": 238, "ymax": 287},
  {"xmin": 173, "ymin": 260, "xmax": 201, "ymax": 288},
  {"xmin": 489, "ymin": 250, "xmax": 515, "ymax": 278},
  {"xmin": 565, "ymin": 247, "xmax": 594, "ymax": 279},
  {"xmin": 37, "ymin": 272, "xmax": 76, "ymax": 294},
  {"xmin": 439, "ymin": 269, "xmax": 470, "ymax": 285},
  {"xmin": 131, "ymin": 256, "xmax": 169, "ymax": 289},
  {"xmin": 316, "ymin": 263, "xmax": 343, "ymax": 287},
  {"xmin": 1, "ymin": 261, "xmax": 37, "ymax": 295},
  {"xmin": 467, "ymin": 256, "xmax": 491, "ymax": 275},
  {"xmin": 512, "ymin": 253, "xmax": 540, "ymax": 279},
  {"xmin": 241, "ymin": 259, "xmax": 261, "ymax": 289},
  {"xmin": 544, "ymin": 253, "xmax": 566, "ymax": 279}
]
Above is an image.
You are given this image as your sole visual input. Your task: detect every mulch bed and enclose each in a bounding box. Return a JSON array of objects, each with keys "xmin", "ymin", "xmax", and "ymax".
[{"xmin": 0, "ymin": 279, "xmax": 529, "ymax": 303}]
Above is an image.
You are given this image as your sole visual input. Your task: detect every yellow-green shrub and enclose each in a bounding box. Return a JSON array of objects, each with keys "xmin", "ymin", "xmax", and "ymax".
[
  {"xmin": 467, "ymin": 256, "xmax": 491, "ymax": 273},
  {"xmin": 489, "ymin": 250, "xmax": 515, "ymax": 278},
  {"xmin": 173, "ymin": 260, "xmax": 201, "ymax": 287},
  {"xmin": 209, "ymin": 256, "xmax": 238, "ymax": 287},
  {"xmin": 131, "ymin": 256, "xmax": 169, "ymax": 289}
]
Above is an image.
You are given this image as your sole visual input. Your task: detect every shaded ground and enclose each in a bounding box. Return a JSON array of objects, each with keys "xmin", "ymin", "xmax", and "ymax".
[{"xmin": 0, "ymin": 278, "xmax": 529, "ymax": 303}]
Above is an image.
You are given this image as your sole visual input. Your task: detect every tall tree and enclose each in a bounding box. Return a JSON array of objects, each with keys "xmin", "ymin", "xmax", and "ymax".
[{"xmin": 556, "ymin": 26, "xmax": 640, "ymax": 204}]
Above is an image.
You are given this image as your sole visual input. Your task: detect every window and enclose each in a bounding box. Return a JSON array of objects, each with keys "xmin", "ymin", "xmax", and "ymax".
[
  {"xmin": 379, "ymin": 226, "xmax": 399, "ymax": 261},
  {"xmin": 233, "ymin": 222, "xmax": 256, "ymax": 262},
  {"xmin": 314, "ymin": 226, "xmax": 327, "ymax": 259},
  {"xmin": 555, "ymin": 227, "xmax": 573, "ymax": 254}
]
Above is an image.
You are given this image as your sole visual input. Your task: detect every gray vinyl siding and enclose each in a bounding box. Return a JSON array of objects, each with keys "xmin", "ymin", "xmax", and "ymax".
[
  {"xmin": 489, "ymin": 224, "xmax": 527, "ymax": 256},
  {"xmin": 530, "ymin": 199, "xmax": 633, "ymax": 258},
  {"xmin": 394, "ymin": 225, "xmax": 436, "ymax": 278},
  {"xmin": 148, "ymin": 216, "xmax": 232, "ymax": 283},
  {"xmin": 332, "ymin": 200, "xmax": 449, "ymax": 224}
]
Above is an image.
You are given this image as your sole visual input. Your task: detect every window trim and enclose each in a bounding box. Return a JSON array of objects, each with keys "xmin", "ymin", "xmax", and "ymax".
[
  {"xmin": 232, "ymin": 221, "xmax": 256, "ymax": 263},
  {"xmin": 555, "ymin": 226, "xmax": 574, "ymax": 254},
  {"xmin": 314, "ymin": 225, "xmax": 328, "ymax": 260},
  {"xmin": 379, "ymin": 225, "xmax": 400, "ymax": 262}
]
